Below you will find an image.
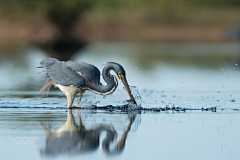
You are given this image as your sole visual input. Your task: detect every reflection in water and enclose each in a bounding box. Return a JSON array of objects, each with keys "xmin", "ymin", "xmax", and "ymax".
[{"xmin": 40, "ymin": 109, "xmax": 137, "ymax": 156}]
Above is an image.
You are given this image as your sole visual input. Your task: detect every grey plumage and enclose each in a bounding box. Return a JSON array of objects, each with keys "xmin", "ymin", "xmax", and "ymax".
[
  {"xmin": 40, "ymin": 58, "xmax": 84, "ymax": 86},
  {"xmin": 37, "ymin": 58, "xmax": 136, "ymax": 107}
]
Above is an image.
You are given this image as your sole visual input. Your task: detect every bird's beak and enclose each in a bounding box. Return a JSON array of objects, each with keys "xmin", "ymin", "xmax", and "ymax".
[
  {"xmin": 36, "ymin": 66, "xmax": 43, "ymax": 68},
  {"xmin": 118, "ymin": 73, "xmax": 136, "ymax": 104}
]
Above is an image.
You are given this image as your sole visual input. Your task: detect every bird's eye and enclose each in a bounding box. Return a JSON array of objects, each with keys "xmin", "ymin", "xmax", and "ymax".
[{"xmin": 118, "ymin": 72, "xmax": 124, "ymax": 78}]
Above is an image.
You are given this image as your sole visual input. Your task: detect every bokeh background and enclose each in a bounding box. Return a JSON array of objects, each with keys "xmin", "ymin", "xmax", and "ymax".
[
  {"xmin": 0, "ymin": 0, "xmax": 240, "ymax": 107},
  {"xmin": 0, "ymin": 0, "xmax": 239, "ymax": 59},
  {"xmin": 1, "ymin": 2, "xmax": 240, "ymax": 160}
]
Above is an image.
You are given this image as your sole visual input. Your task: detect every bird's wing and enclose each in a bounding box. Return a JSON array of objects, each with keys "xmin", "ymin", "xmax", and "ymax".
[
  {"xmin": 45, "ymin": 62, "xmax": 85, "ymax": 86},
  {"xmin": 66, "ymin": 61, "xmax": 101, "ymax": 83}
]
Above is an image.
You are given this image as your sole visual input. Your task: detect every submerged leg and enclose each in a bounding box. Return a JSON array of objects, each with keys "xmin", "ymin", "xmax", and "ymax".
[
  {"xmin": 77, "ymin": 92, "xmax": 84, "ymax": 107},
  {"xmin": 79, "ymin": 92, "xmax": 83, "ymax": 101},
  {"xmin": 67, "ymin": 94, "xmax": 75, "ymax": 108}
]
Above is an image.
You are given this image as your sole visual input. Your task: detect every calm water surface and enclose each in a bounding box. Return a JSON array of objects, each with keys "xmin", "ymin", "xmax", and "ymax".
[{"xmin": 0, "ymin": 42, "xmax": 240, "ymax": 160}]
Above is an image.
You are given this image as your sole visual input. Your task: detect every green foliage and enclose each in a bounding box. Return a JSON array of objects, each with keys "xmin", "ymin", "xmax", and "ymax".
[
  {"xmin": 1, "ymin": 0, "xmax": 239, "ymax": 13},
  {"xmin": 0, "ymin": 0, "xmax": 239, "ymax": 23},
  {"xmin": 0, "ymin": 0, "xmax": 95, "ymax": 16},
  {"xmin": 187, "ymin": 0, "xmax": 240, "ymax": 6}
]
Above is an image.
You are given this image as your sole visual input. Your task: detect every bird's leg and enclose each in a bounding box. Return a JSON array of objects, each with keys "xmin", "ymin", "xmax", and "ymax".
[
  {"xmin": 67, "ymin": 94, "xmax": 75, "ymax": 108},
  {"xmin": 77, "ymin": 92, "xmax": 83, "ymax": 107}
]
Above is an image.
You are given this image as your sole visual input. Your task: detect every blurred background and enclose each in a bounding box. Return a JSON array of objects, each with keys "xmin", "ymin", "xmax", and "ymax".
[
  {"xmin": 1, "ymin": 2, "xmax": 240, "ymax": 159},
  {"xmin": 0, "ymin": 0, "xmax": 240, "ymax": 107},
  {"xmin": 0, "ymin": 0, "xmax": 239, "ymax": 58}
]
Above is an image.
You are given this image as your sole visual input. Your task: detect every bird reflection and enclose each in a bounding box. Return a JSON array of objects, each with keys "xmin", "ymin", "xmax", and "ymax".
[{"xmin": 40, "ymin": 109, "xmax": 137, "ymax": 156}]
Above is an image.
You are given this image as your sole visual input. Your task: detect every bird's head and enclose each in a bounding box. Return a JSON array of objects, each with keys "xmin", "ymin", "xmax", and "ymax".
[
  {"xmin": 104, "ymin": 62, "xmax": 136, "ymax": 104},
  {"xmin": 38, "ymin": 58, "xmax": 59, "ymax": 68}
]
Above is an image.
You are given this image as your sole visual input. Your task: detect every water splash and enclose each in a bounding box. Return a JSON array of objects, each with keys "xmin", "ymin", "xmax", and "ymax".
[
  {"xmin": 130, "ymin": 86, "xmax": 142, "ymax": 102},
  {"xmin": 128, "ymin": 86, "xmax": 142, "ymax": 109},
  {"xmin": 92, "ymin": 93, "xmax": 96, "ymax": 99},
  {"xmin": 74, "ymin": 99, "xmax": 93, "ymax": 109}
]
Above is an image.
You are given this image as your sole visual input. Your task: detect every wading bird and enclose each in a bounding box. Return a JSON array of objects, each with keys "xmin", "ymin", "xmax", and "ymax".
[{"xmin": 37, "ymin": 58, "xmax": 136, "ymax": 107}]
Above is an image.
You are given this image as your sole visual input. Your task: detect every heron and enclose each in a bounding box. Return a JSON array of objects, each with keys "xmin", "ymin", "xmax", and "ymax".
[{"xmin": 37, "ymin": 58, "xmax": 136, "ymax": 107}]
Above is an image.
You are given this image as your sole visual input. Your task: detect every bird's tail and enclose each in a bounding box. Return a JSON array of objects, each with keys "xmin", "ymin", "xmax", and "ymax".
[{"xmin": 35, "ymin": 78, "xmax": 53, "ymax": 98}]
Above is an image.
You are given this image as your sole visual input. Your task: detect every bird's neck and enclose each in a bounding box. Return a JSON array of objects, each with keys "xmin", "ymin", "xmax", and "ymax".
[{"xmin": 88, "ymin": 66, "xmax": 118, "ymax": 95}]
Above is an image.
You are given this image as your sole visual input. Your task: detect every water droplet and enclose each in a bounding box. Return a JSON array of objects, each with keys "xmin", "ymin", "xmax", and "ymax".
[
  {"xmin": 223, "ymin": 86, "xmax": 225, "ymax": 88},
  {"xmin": 92, "ymin": 93, "xmax": 96, "ymax": 99},
  {"xmin": 129, "ymin": 86, "xmax": 142, "ymax": 103},
  {"xmin": 202, "ymin": 99, "xmax": 204, "ymax": 101},
  {"xmin": 222, "ymin": 68, "xmax": 224, "ymax": 70},
  {"xmin": 230, "ymin": 95, "xmax": 232, "ymax": 97},
  {"xmin": 136, "ymin": 67, "xmax": 138, "ymax": 69},
  {"xmin": 226, "ymin": 77, "xmax": 229, "ymax": 79},
  {"xmin": 217, "ymin": 91, "xmax": 220, "ymax": 94},
  {"xmin": 230, "ymin": 70, "xmax": 232, "ymax": 71},
  {"xmin": 103, "ymin": 96, "xmax": 106, "ymax": 99},
  {"xmin": 158, "ymin": 67, "xmax": 160, "ymax": 68},
  {"xmin": 235, "ymin": 64, "xmax": 238, "ymax": 66},
  {"xmin": 181, "ymin": 82, "xmax": 183, "ymax": 83}
]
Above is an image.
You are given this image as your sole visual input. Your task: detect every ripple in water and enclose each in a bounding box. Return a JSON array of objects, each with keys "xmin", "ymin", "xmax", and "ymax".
[
  {"xmin": 71, "ymin": 86, "xmax": 143, "ymax": 110},
  {"xmin": 73, "ymin": 99, "xmax": 94, "ymax": 109}
]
